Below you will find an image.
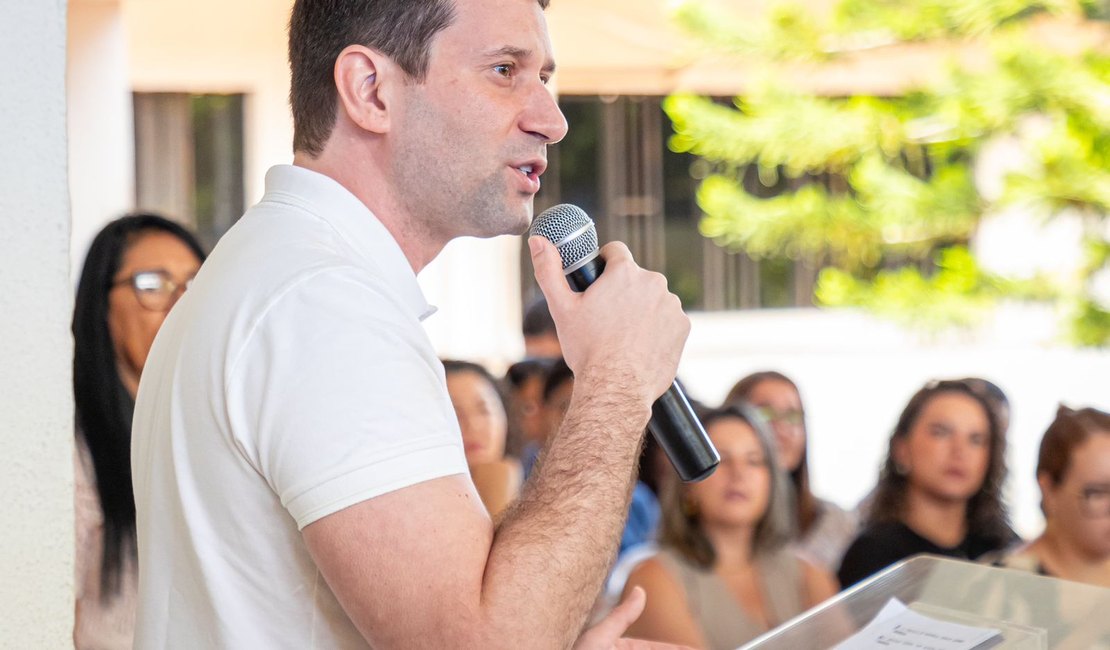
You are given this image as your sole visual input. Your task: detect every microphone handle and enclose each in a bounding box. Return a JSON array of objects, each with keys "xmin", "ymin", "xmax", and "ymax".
[
  {"xmin": 649, "ymin": 382, "xmax": 720, "ymax": 482},
  {"xmin": 565, "ymin": 255, "xmax": 720, "ymax": 482}
]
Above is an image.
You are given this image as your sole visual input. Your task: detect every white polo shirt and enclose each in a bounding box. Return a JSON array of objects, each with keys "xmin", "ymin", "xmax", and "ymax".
[{"xmin": 131, "ymin": 165, "xmax": 469, "ymax": 649}]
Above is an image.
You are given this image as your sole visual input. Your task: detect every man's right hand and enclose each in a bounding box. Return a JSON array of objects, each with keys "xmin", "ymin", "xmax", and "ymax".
[{"xmin": 528, "ymin": 236, "xmax": 690, "ymax": 409}]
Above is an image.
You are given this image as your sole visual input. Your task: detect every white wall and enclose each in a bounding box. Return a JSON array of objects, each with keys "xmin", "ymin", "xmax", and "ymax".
[
  {"xmin": 420, "ymin": 236, "xmax": 525, "ymax": 368},
  {"xmin": 69, "ymin": 0, "xmax": 135, "ymax": 279},
  {"xmin": 0, "ymin": 0, "xmax": 75, "ymax": 645}
]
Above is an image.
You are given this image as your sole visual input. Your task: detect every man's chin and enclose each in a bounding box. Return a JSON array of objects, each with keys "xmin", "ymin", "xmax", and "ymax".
[{"xmin": 503, "ymin": 204, "xmax": 534, "ymax": 237}]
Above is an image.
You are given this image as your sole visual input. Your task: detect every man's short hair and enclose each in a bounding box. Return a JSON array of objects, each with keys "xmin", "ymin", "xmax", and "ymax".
[
  {"xmin": 288, "ymin": 0, "xmax": 550, "ymax": 157},
  {"xmin": 288, "ymin": 0, "xmax": 455, "ymax": 156},
  {"xmin": 522, "ymin": 296, "xmax": 556, "ymax": 337}
]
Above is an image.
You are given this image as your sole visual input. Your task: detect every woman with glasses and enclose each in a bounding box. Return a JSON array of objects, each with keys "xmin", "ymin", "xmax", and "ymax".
[
  {"xmin": 725, "ymin": 371, "xmax": 858, "ymax": 572},
  {"xmin": 73, "ymin": 214, "xmax": 204, "ymax": 649},
  {"xmin": 837, "ymin": 380, "xmax": 1017, "ymax": 588},
  {"xmin": 994, "ymin": 406, "xmax": 1110, "ymax": 586},
  {"xmin": 620, "ymin": 404, "xmax": 838, "ymax": 649}
]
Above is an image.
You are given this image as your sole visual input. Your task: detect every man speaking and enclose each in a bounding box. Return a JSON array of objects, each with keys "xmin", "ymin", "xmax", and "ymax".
[{"xmin": 130, "ymin": 0, "xmax": 691, "ymax": 647}]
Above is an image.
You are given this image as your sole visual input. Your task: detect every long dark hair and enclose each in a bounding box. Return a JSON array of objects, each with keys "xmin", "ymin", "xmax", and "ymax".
[
  {"xmin": 659, "ymin": 404, "xmax": 795, "ymax": 568},
  {"xmin": 73, "ymin": 213, "xmax": 205, "ymax": 598},
  {"xmin": 725, "ymin": 371, "xmax": 819, "ymax": 536},
  {"xmin": 868, "ymin": 380, "xmax": 1011, "ymax": 546}
]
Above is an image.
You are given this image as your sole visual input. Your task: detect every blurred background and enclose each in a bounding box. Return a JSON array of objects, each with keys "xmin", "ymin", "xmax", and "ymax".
[{"xmin": 67, "ymin": 0, "xmax": 1110, "ymax": 538}]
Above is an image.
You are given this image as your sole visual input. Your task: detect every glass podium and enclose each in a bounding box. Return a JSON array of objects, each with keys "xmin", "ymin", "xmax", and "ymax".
[{"xmin": 741, "ymin": 555, "xmax": 1110, "ymax": 649}]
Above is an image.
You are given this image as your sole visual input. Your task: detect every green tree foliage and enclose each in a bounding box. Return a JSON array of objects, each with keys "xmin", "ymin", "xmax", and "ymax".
[{"xmin": 666, "ymin": 0, "xmax": 1110, "ymax": 344}]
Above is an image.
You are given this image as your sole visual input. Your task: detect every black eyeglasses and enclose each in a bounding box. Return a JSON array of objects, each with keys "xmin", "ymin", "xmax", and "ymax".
[
  {"xmin": 1079, "ymin": 484, "xmax": 1110, "ymax": 518},
  {"xmin": 112, "ymin": 270, "xmax": 194, "ymax": 312}
]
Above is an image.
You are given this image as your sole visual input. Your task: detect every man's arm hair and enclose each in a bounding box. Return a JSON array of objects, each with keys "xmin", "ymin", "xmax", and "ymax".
[
  {"xmin": 303, "ymin": 372, "xmax": 649, "ymax": 648},
  {"xmin": 305, "ymin": 239, "xmax": 688, "ymax": 648}
]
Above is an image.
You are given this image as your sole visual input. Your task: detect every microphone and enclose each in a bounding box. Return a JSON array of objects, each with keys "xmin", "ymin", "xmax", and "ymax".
[{"xmin": 530, "ymin": 204, "xmax": 720, "ymax": 483}]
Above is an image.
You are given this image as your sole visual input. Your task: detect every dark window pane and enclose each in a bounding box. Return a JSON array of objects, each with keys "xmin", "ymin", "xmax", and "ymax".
[{"xmin": 192, "ymin": 94, "xmax": 245, "ymax": 249}]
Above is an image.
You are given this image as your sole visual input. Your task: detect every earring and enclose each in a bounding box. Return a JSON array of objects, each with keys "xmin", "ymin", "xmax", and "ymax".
[{"xmin": 894, "ymin": 461, "xmax": 910, "ymax": 476}]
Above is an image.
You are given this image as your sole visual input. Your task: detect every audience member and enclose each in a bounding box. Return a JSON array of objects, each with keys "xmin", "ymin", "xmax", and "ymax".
[
  {"xmin": 838, "ymin": 380, "xmax": 1017, "ymax": 588},
  {"xmin": 725, "ymin": 371, "xmax": 857, "ymax": 571},
  {"xmin": 522, "ymin": 295, "xmax": 561, "ymax": 358},
  {"xmin": 503, "ymin": 357, "xmax": 555, "ymax": 461},
  {"xmin": 72, "ymin": 214, "xmax": 204, "ymax": 649},
  {"xmin": 855, "ymin": 375, "xmax": 1012, "ymax": 521},
  {"xmin": 443, "ymin": 360, "xmax": 522, "ymax": 518},
  {"xmin": 622, "ymin": 405, "xmax": 837, "ymax": 649},
  {"xmin": 994, "ymin": 406, "xmax": 1110, "ymax": 586}
]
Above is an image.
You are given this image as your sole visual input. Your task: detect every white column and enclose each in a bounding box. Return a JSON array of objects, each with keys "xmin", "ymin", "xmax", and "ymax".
[
  {"xmin": 68, "ymin": 0, "xmax": 135, "ymax": 279},
  {"xmin": 0, "ymin": 0, "xmax": 75, "ymax": 645}
]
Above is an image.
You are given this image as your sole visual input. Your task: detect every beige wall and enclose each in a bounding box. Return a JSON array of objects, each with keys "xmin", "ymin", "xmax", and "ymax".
[
  {"xmin": 0, "ymin": 0, "xmax": 75, "ymax": 645},
  {"xmin": 122, "ymin": 0, "xmax": 295, "ymax": 204}
]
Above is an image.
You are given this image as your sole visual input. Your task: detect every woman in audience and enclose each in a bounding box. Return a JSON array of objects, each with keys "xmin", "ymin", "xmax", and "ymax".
[
  {"xmin": 503, "ymin": 357, "xmax": 555, "ymax": 476},
  {"xmin": 73, "ymin": 214, "xmax": 205, "ymax": 649},
  {"xmin": 622, "ymin": 404, "xmax": 838, "ymax": 649},
  {"xmin": 995, "ymin": 406, "xmax": 1110, "ymax": 586},
  {"xmin": 837, "ymin": 379, "xmax": 1016, "ymax": 588},
  {"xmin": 443, "ymin": 359, "xmax": 522, "ymax": 517},
  {"xmin": 725, "ymin": 371, "xmax": 857, "ymax": 571}
]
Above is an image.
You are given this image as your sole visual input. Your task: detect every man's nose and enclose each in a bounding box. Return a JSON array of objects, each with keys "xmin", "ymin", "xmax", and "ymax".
[{"xmin": 522, "ymin": 82, "xmax": 568, "ymax": 145}]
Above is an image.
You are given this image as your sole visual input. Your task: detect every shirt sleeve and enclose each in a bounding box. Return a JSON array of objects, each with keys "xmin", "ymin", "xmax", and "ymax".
[{"xmin": 226, "ymin": 266, "xmax": 469, "ymax": 530}]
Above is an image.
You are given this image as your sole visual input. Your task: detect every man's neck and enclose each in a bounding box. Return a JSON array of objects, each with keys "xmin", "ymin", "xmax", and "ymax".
[{"xmin": 292, "ymin": 151, "xmax": 447, "ymax": 273}]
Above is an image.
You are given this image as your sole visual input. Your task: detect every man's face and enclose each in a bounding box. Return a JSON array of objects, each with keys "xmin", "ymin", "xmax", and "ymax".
[{"xmin": 391, "ymin": 0, "xmax": 568, "ymax": 240}]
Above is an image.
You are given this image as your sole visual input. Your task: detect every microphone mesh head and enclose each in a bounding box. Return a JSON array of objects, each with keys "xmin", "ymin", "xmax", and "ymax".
[{"xmin": 529, "ymin": 204, "xmax": 599, "ymax": 272}]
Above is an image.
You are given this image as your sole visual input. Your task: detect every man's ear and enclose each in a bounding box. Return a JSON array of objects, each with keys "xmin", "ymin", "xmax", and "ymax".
[{"xmin": 334, "ymin": 45, "xmax": 394, "ymax": 134}]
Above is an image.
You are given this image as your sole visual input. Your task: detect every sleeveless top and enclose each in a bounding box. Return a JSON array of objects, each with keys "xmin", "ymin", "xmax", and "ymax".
[{"xmin": 656, "ymin": 547, "xmax": 806, "ymax": 650}]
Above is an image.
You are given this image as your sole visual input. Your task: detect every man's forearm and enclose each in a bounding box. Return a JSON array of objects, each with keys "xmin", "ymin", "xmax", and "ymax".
[{"xmin": 479, "ymin": 371, "xmax": 651, "ymax": 647}]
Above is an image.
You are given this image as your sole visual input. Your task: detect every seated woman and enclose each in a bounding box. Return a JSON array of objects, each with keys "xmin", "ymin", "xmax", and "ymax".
[
  {"xmin": 443, "ymin": 360, "xmax": 522, "ymax": 518},
  {"xmin": 621, "ymin": 405, "xmax": 838, "ymax": 649},
  {"xmin": 837, "ymin": 379, "xmax": 1017, "ymax": 588},
  {"xmin": 726, "ymin": 371, "xmax": 858, "ymax": 571},
  {"xmin": 995, "ymin": 406, "xmax": 1110, "ymax": 586},
  {"xmin": 73, "ymin": 214, "xmax": 205, "ymax": 649}
]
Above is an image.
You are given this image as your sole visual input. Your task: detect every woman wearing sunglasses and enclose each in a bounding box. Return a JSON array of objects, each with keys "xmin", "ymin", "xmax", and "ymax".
[{"xmin": 73, "ymin": 214, "xmax": 205, "ymax": 649}]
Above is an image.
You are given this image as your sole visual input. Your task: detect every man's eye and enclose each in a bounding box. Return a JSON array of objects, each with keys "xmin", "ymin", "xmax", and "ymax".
[
  {"xmin": 540, "ymin": 74, "xmax": 551, "ymax": 85},
  {"xmin": 493, "ymin": 64, "xmax": 513, "ymax": 78}
]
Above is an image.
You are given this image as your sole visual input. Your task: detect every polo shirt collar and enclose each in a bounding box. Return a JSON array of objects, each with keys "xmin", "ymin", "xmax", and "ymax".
[{"xmin": 262, "ymin": 165, "xmax": 436, "ymax": 321}]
